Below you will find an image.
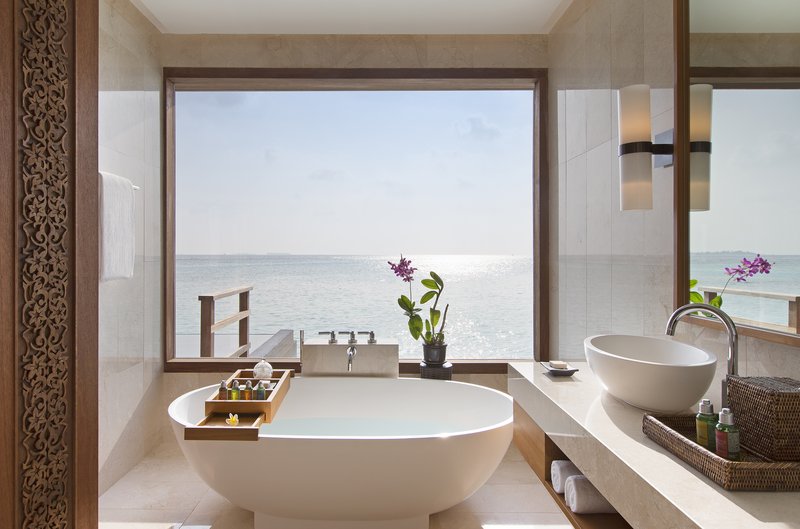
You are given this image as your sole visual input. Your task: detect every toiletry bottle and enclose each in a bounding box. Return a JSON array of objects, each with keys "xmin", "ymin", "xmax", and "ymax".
[
  {"xmin": 255, "ymin": 381, "xmax": 266, "ymax": 400},
  {"xmin": 715, "ymin": 408, "xmax": 741, "ymax": 461},
  {"xmin": 695, "ymin": 399, "xmax": 716, "ymax": 451},
  {"xmin": 230, "ymin": 383, "xmax": 240, "ymax": 401},
  {"xmin": 219, "ymin": 380, "xmax": 229, "ymax": 400},
  {"xmin": 243, "ymin": 380, "xmax": 253, "ymax": 400}
]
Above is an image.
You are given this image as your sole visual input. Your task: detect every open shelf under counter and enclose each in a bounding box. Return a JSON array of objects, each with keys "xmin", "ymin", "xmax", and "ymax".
[{"xmin": 509, "ymin": 362, "xmax": 800, "ymax": 529}]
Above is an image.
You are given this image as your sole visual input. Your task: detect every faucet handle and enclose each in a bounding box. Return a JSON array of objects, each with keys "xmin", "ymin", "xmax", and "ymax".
[
  {"xmin": 358, "ymin": 331, "xmax": 377, "ymax": 344},
  {"xmin": 339, "ymin": 330, "xmax": 357, "ymax": 344},
  {"xmin": 318, "ymin": 331, "xmax": 337, "ymax": 344}
]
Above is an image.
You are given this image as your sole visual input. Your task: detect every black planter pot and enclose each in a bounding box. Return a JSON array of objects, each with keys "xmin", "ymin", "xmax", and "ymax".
[{"xmin": 422, "ymin": 343, "xmax": 447, "ymax": 366}]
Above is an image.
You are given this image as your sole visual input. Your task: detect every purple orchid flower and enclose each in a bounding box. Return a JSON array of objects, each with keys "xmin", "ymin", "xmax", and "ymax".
[
  {"xmin": 724, "ymin": 254, "xmax": 772, "ymax": 283},
  {"xmin": 388, "ymin": 255, "xmax": 417, "ymax": 283}
]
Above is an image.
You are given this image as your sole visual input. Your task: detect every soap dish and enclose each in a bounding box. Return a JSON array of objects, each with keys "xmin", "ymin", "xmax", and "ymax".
[{"xmin": 540, "ymin": 362, "xmax": 579, "ymax": 377}]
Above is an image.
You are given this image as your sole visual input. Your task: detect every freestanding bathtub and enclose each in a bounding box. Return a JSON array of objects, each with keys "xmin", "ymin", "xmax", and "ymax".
[{"xmin": 169, "ymin": 377, "xmax": 513, "ymax": 529}]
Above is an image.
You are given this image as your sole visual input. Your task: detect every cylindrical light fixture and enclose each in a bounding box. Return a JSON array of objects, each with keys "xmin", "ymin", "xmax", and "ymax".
[
  {"xmin": 618, "ymin": 84, "xmax": 653, "ymax": 210},
  {"xmin": 689, "ymin": 84, "xmax": 713, "ymax": 211}
]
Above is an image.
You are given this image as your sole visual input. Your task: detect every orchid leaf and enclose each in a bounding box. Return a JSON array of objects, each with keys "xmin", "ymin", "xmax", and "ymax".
[
  {"xmin": 710, "ymin": 295, "xmax": 723, "ymax": 308},
  {"xmin": 689, "ymin": 291, "xmax": 703, "ymax": 304},
  {"xmin": 420, "ymin": 291, "xmax": 436, "ymax": 304},
  {"xmin": 421, "ymin": 279, "xmax": 438, "ymax": 290},
  {"xmin": 409, "ymin": 314, "xmax": 423, "ymax": 340},
  {"xmin": 689, "ymin": 279, "xmax": 698, "ymax": 289},
  {"xmin": 430, "ymin": 271, "xmax": 444, "ymax": 287},
  {"xmin": 430, "ymin": 308, "xmax": 441, "ymax": 328}
]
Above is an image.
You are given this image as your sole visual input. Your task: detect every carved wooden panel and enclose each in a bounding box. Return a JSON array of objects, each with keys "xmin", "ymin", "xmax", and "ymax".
[{"xmin": 18, "ymin": 0, "xmax": 73, "ymax": 527}]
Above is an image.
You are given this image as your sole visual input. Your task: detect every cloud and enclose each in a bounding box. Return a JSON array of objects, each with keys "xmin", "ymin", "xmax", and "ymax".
[
  {"xmin": 307, "ymin": 169, "xmax": 345, "ymax": 182},
  {"xmin": 458, "ymin": 116, "xmax": 501, "ymax": 141}
]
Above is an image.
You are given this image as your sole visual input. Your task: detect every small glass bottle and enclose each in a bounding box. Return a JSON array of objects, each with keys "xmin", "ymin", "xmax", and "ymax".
[
  {"xmin": 219, "ymin": 380, "xmax": 229, "ymax": 400},
  {"xmin": 695, "ymin": 399, "xmax": 716, "ymax": 451},
  {"xmin": 715, "ymin": 408, "xmax": 741, "ymax": 461},
  {"xmin": 253, "ymin": 358, "xmax": 273, "ymax": 380},
  {"xmin": 242, "ymin": 380, "xmax": 253, "ymax": 400},
  {"xmin": 229, "ymin": 383, "xmax": 240, "ymax": 401},
  {"xmin": 254, "ymin": 381, "xmax": 266, "ymax": 400}
]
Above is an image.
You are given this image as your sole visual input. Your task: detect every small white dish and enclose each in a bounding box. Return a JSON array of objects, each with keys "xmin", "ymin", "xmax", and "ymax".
[{"xmin": 540, "ymin": 362, "xmax": 579, "ymax": 377}]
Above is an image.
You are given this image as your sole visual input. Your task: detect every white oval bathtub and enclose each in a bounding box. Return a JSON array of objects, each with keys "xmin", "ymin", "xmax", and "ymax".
[{"xmin": 169, "ymin": 377, "xmax": 513, "ymax": 529}]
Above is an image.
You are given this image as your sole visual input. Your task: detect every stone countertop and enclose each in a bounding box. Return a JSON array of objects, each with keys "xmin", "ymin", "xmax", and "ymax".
[{"xmin": 509, "ymin": 361, "xmax": 800, "ymax": 529}]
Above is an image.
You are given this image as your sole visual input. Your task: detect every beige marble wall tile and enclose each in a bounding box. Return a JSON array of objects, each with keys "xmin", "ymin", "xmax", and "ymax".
[
  {"xmin": 99, "ymin": 0, "xmax": 163, "ymax": 494},
  {"xmin": 162, "ymin": 34, "xmax": 548, "ymax": 70},
  {"xmin": 691, "ymin": 33, "xmax": 800, "ymax": 68}
]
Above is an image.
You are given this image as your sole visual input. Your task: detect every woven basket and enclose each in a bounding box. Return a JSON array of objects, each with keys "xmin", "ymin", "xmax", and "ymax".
[
  {"xmin": 727, "ymin": 376, "xmax": 800, "ymax": 461},
  {"xmin": 642, "ymin": 415, "xmax": 800, "ymax": 491}
]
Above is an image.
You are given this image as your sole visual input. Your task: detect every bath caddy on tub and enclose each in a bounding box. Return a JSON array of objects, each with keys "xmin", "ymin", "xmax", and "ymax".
[{"xmin": 184, "ymin": 368, "xmax": 294, "ymax": 442}]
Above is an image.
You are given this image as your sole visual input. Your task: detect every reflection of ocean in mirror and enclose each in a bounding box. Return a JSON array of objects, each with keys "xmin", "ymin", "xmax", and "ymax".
[
  {"xmin": 691, "ymin": 253, "xmax": 800, "ymax": 326},
  {"xmin": 175, "ymin": 254, "xmax": 534, "ymax": 359}
]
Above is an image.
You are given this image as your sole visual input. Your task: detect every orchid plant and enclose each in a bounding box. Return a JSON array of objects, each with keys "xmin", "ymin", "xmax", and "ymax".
[
  {"xmin": 690, "ymin": 254, "xmax": 773, "ymax": 308},
  {"xmin": 389, "ymin": 255, "xmax": 449, "ymax": 346}
]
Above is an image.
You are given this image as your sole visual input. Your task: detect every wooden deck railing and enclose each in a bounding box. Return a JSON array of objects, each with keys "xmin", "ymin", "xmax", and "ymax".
[
  {"xmin": 198, "ymin": 286, "xmax": 253, "ymax": 357},
  {"xmin": 699, "ymin": 286, "xmax": 799, "ymax": 334}
]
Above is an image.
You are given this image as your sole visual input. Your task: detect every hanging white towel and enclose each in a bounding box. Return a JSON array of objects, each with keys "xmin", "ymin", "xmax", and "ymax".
[
  {"xmin": 551, "ymin": 460, "xmax": 582, "ymax": 494},
  {"xmin": 564, "ymin": 475, "xmax": 617, "ymax": 514},
  {"xmin": 100, "ymin": 171, "xmax": 135, "ymax": 281}
]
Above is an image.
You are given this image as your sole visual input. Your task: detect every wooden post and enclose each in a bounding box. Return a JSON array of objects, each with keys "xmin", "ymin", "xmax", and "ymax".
[
  {"xmin": 703, "ymin": 291, "xmax": 718, "ymax": 304},
  {"xmin": 790, "ymin": 298, "xmax": 799, "ymax": 334},
  {"xmin": 239, "ymin": 289, "xmax": 250, "ymax": 355},
  {"xmin": 200, "ymin": 298, "xmax": 215, "ymax": 357}
]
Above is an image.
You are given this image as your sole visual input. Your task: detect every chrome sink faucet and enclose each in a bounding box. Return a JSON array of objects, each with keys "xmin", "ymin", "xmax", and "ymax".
[{"xmin": 665, "ymin": 303, "xmax": 738, "ymax": 407}]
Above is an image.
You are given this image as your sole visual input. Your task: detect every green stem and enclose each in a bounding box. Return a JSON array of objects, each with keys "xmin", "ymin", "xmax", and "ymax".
[
  {"xmin": 437, "ymin": 304, "xmax": 449, "ymax": 338},
  {"xmin": 720, "ymin": 275, "xmax": 734, "ymax": 298}
]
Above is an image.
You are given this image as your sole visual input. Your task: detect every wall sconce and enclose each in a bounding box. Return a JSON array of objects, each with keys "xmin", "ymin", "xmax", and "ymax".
[
  {"xmin": 689, "ymin": 84, "xmax": 713, "ymax": 211},
  {"xmin": 617, "ymin": 84, "xmax": 713, "ymax": 211}
]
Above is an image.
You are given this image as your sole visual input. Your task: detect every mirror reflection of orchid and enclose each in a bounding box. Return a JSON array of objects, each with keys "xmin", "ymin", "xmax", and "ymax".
[
  {"xmin": 388, "ymin": 255, "xmax": 449, "ymax": 346},
  {"xmin": 690, "ymin": 254, "xmax": 773, "ymax": 308}
]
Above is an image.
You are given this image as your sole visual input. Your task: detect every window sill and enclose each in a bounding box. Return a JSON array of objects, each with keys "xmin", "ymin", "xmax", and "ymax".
[{"xmin": 164, "ymin": 357, "xmax": 514, "ymax": 375}]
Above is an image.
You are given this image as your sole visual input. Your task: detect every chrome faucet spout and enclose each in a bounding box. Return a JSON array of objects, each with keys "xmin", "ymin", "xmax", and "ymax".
[
  {"xmin": 665, "ymin": 302, "xmax": 738, "ymax": 406},
  {"xmin": 346, "ymin": 345, "xmax": 357, "ymax": 373}
]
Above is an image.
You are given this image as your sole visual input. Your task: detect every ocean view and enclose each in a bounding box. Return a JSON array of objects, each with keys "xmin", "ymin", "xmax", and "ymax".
[
  {"xmin": 176, "ymin": 254, "xmax": 534, "ymax": 359},
  {"xmin": 691, "ymin": 253, "xmax": 800, "ymax": 327}
]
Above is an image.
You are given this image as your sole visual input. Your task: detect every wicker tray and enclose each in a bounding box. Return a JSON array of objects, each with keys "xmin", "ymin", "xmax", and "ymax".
[{"xmin": 643, "ymin": 415, "xmax": 800, "ymax": 491}]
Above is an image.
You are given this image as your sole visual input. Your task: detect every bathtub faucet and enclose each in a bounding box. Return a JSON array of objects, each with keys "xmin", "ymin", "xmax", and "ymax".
[{"xmin": 346, "ymin": 345, "xmax": 357, "ymax": 372}]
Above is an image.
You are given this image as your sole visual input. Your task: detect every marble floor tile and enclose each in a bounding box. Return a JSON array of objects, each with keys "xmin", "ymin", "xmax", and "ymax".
[{"xmin": 99, "ymin": 440, "xmax": 569, "ymax": 529}]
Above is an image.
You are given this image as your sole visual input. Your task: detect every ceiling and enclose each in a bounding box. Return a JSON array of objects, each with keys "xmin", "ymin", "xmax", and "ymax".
[
  {"xmin": 691, "ymin": 0, "xmax": 800, "ymax": 33},
  {"xmin": 131, "ymin": 0, "xmax": 572, "ymax": 35}
]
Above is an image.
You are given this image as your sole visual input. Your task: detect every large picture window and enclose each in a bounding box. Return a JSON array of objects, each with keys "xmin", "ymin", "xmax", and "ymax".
[{"xmin": 163, "ymin": 69, "xmax": 548, "ymax": 370}]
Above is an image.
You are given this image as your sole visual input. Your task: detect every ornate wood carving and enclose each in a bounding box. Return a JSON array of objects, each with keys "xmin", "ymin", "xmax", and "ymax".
[{"xmin": 18, "ymin": 0, "xmax": 73, "ymax": 527}]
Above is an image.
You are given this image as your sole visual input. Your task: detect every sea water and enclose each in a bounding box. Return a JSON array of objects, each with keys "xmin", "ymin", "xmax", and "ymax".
[{"xmin": 176, "ymin": 254, "xmax": 534, "ymax": 359}]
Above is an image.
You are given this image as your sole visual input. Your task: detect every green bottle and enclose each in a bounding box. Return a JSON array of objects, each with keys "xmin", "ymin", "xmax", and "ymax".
[
  {"xmin": 695, "ymin": 399, "xmax": 716, "ymax": 451},
  {"xmin": 254, "ymin": 381, "xmax": 266, "ymax": 400},
  {"xmin": 715, "ymin": 408, "xmax": 740, "ymax": 461},
  {"xmin": 230, "ymin": 383, "xmax": 240, "ymax": 401}
]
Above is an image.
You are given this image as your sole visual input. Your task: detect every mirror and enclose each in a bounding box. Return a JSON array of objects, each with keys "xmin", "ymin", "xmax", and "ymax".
[{"xmin": 685, "ymin": 0, "xmax": 800, "ymax": 342}]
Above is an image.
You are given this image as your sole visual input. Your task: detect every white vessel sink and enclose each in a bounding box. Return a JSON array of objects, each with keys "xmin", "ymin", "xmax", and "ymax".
[{"xmin": 584, "ymin": 334, "xmax": 717, "ymax": 413}]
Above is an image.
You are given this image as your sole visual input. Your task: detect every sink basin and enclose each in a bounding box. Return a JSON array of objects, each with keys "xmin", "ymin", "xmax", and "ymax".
[{"xmin": 584, "ymin": 334, "xmax": 717, "ymax": 413}]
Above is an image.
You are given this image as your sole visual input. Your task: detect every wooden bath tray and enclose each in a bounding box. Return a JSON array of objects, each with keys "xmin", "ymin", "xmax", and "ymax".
[
  {"xmin": 184, "ymin": 413, "xmax": 265, "ymax": 441},
  {"xmin": 185, "ymin": 368, "xmax": 294, "ymax": 441}
]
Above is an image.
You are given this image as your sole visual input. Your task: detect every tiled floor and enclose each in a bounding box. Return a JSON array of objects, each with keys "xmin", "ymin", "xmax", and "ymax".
[{"xmin": 99, "ymin": 441, "xmax": 571, "ymax": 529}]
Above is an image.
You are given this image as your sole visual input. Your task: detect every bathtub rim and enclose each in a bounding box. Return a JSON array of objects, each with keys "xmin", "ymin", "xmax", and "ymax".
[{"xmin": 169, "ymin": 377, "xmax": 514, "ymax": 441}]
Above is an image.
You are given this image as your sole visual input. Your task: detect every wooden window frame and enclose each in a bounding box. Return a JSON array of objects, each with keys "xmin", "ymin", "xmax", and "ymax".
[
  {"xmin": 674, "ymin": 13, "xmax": 800, "ymax": 348},
  {"xmin": 162, "ymin": 67, "xmax": 550, "ymax": 373}
]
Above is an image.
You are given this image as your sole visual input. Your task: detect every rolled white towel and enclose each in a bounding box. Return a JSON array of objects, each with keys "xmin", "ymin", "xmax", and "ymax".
[
  {"xmin": 564, "ymin": 475, "xmax": 617, "ymax": 514},
  {"xmin": 551, "ymin": 460, "xmax": 581, "ymax": 494}
]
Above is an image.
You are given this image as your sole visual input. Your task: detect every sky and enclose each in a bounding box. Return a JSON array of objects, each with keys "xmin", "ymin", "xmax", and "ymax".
[
  {"xmin": 175, "ymin": 90, "xmax": 534, "ymax": 255},
  {"xmin": 690, "ymin": 89, "xmax": 800, "ymax": 255}
]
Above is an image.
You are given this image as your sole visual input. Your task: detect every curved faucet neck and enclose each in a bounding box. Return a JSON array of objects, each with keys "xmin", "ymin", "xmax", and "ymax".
[{"xmin": 666, "ymin": 303, "xmax": 738, "ymax": 376}]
